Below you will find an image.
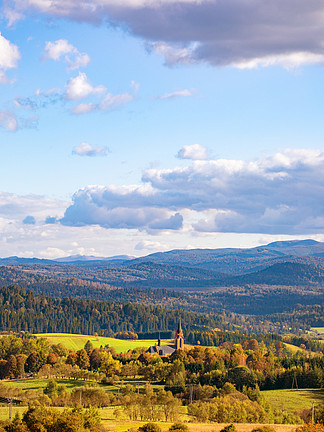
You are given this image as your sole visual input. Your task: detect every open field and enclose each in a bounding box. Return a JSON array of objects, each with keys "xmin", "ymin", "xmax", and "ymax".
[
  {"xmin": 35, "ymin": 333, "xmax": 171, "ymax": 352},
  {"xmin": 2, "ymin": 377, "xmax": 164, "ymax": 396},
  {"xmin": 0, "ymin": 405, "xmax": 299, "ymax": 432},
  {"xmin": 262, "ymin": 388, "xmax": 324, "ymax": 414},
  {"xmin": 3, "ymin": 378, "xmax": 99, "ymax": 393}
]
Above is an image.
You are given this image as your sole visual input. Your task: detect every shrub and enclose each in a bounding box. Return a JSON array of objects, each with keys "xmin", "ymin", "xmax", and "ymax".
[
  {"xmin": 169, "ymin": 423, "xmax": 189, "ymax": 432},
  {"xmin": 295, "ymin": 424, "xmax": 324, "ymax": 432},
  {"xmin": 138, "ymin": 423, "xmax": 162, "ymax": 432},
  {"xmin": 251, "ymin": 427, "xmax": 276, "ymax": 432},
  {"xmin": 220, "ymin": 425, "xmax": 237, "ymax": 432}
]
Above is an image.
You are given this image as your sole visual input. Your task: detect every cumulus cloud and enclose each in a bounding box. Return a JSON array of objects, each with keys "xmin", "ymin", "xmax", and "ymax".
[
  {"xmin": 177, "ymin": 144, "xmax": 207, "ymax": 160},
  {"xmin": 43, "ymin": 39, "xmax": 90, "ymax": 70},
  {"xmin": 65, "ymin": 72, "xmax": 106, "ymax": 100},
  {"xmin": 0, "ymin": 33, "xmax": 20, "ymax": 83},
  {"xmin": 70, "ymin": 82, "xmax": 138, "ymax": 115},
  {"xmin": 72, "ymin": 142, "xmax": 109, "ymax": 157},
  {"xmin": 62, "ymin": 188, "xmax": 183, "ymax": 232},
  {"xmin": 62, "ymin": 149, "xmax": 324, "ymax": 235},
  {"xmin": 5, "ymin": 1, "xmax": 324, "ymax": 68}
]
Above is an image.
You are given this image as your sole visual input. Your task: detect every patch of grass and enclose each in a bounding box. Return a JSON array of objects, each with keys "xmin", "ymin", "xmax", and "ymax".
[
  {"xmin": 283, "ymin": 343, "xmax": 305, "ymax": 354},
  {"xmin": 311, "ymin": 327, "xmax": 324, "ymax": 335},
  {"xmin": 0, "ymin": 406, "xmax": 26, "ymax": 422},
  {"xmin": 3, "ymin": 378, "xmax": 97, "ymax": 393},
  {"xmin": 262, "ymin": 388, "xmax": 324, "ymax": 414},
  {"xmin": 34, "ymin": 333, "xmax": 171, "ymax": 353}
]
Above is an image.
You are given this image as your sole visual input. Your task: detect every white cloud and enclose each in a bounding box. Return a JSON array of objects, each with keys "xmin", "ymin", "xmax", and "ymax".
[
  {"xmin": 43, "ymin": 39, "xmax": 90, "ymax": 70},
  {"xmin": 71, "ymin": 102, "xmax": 96, "ymax": 114},
  {"xmin": 0, "ymin": 110, "xmax": 18, "ymax": 131},
  {"xmin": 99, "ymin": 92, "xmax": 134, "ymax": 110},
  {"xmin": 65, "ymin": 72, "xmax": 106, "ymax": 100},
  {"xmin": 149, "ymin": 42, "xmax": 197, "ymax": 66},
  {"xmin": 70, "ymin": 81, "xmax": 138, "ymax": 114},
  {"xmin": 159, "ymin": 89, "xmax": 194, "ymax": 99},
  {"xmin": 135, "ymin": 240, "xmax": 168, "ymax": 251},
  {"xmin": 177, "ymin": 144, "xmax": 207, "ymax": 160},
  {"xmin": 0, "ymin": 33, "xmax": 20, "ymax": 83},
  {"xmin": 61, "ymin": 149, "xmax": 324, "ymax": 235},
  {"xmin": 72, "ymin": 142, "xmax": 108, "ymax": 157}
]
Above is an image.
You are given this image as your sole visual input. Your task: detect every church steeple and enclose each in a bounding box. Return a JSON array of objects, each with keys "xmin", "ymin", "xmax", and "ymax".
[
  {"xmin": 177, "ymin": 319, "xmax": 182, "ymax": 334},
  {"xmin": 174, "ymin": 319, "xmax": 184, "ymax": 350}
]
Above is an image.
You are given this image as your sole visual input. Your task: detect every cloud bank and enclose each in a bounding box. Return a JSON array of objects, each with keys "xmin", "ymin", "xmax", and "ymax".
[
  {"xmin": 61, "ymin": 149, "xmax": 324, "ymax": 235},
  {"xmin": 5, "ymin": 1, "xmax": 324, "ymax": 68}
]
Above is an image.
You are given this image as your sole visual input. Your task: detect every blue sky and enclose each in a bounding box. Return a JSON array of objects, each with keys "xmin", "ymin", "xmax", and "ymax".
[{"xmin": 1, "ymin": 0, "xmax": 324, "ymax": 258}]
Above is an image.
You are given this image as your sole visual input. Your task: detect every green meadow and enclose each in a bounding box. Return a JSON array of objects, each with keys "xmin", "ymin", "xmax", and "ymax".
[
  {"xmin": 35, "ymin": 333, "xmax": 171, "ymax": 353},
  {"xmin": 262, "ymin": 388, "xmax": 324, "ymax": 414}
]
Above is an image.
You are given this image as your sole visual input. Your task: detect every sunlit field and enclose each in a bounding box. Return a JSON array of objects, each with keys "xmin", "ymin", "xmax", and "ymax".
[{"xmin": 35, "ymin": 333, "xmax": 171, "ymax": 353}]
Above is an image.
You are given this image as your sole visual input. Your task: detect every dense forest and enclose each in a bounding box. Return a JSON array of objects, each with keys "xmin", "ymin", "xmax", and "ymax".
[
  {"xmin": 0, "ymin": 285, "xmax": 323, "ymax": 339},
  {"xmin": 0, "ymin": 264, "xmax": 323, "ymax": 315},
  {"xmin": 0, "ymin": 285, "xmax": 228, "ymax": 335}
]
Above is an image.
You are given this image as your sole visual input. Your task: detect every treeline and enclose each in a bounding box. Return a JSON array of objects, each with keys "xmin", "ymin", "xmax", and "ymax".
[
  {"xmin": 0, "ymin": 286, "xmax": 226, "ymax": 335},
  {"xmin": 187, "ymin": 331, "xmax": 282, "ymax": 347},
  {"xmin": 1, "ymin": 286, "xmax": 323, "ymax": 346}
]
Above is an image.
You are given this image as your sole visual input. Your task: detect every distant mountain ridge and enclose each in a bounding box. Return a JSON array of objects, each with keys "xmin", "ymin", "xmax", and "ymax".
[
  {"xmin": 54, "ymin": 254, "xmax": 135, "ymax": 263},
  {"xmin": 0, "ymin": 239, "xmax": 323, "ymax": 315},
  {"xmin": 128, "ymin": 239, "xmax": 324, "ymax": 274}
]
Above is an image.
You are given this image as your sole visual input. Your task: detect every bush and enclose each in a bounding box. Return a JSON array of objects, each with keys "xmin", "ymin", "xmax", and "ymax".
[
  {"xmin": 295, "ymin": 424, "xmax": 324, "ymax": 432},
  {"xmin": 169, "ymin": 423, "xmax": 189, "ymax": 432},
  {"xmin": 251, "ymin": 427, "xmax": 276, "ymax": 432},
  {"xmin": 220, "ymin": 425, "xmax": 237, "ymax": 432},
  {"xmin": 138, "ymin": 423, "xmax": 162, "ymax": 432}
]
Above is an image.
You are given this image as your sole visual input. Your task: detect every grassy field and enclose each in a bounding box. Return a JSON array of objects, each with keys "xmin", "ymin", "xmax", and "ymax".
[
  {"xmin": 262, "ymin": 388, "xmax": 324, "ymax": 414},
  {"xmin": 3, "ymin": 378, "xmax": 97, "ymax": 393},
  {"xmin": 283, "ymin": 343, "xmax": 305, "ymax": 354},
  {"xmin": 0, "ymin": 380, "xmax": 308, "ymax": 430},
  {"xmin": 311, "ymin": 327, "xmax": 324, "ymax": 335},
  {"xmin": 0, "ymin": 405, "xmax": 298, "ymax": 432},
  {"xmin": 35, "ymin": 333, "xmax": 171, "ymax": 353}
]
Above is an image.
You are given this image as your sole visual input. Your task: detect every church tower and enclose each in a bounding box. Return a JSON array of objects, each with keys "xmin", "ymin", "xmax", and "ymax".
[{"xmin": 174, "ymin": 319, "xmax": 184, "ymax": 350}]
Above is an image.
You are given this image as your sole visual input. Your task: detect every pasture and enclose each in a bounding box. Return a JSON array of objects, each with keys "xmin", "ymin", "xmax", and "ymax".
[
  {"xmin": 0, "ymin": 404, "xmax": 298, "ymax": 432},
  {"xmin": 34, "ymin": 333, "xmax": 171, "ymax": 353},
  {"xmin": 262, "ymin": 388, "xmax": 324, "ymax": 414}
]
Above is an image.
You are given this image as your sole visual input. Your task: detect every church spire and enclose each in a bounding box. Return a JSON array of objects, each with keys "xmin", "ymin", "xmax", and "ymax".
[{"xmin": 177, "ymin": 318, "xmax": 182, "ymax": 334}]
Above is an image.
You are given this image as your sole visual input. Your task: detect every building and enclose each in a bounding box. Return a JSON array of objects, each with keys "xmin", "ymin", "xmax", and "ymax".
[{"xmin": 146, "ymin": 320, "xmax": 184, "ymax": 356}]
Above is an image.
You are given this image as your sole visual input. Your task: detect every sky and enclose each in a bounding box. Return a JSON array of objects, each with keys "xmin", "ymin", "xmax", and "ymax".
[{"xmin": 1, "ymin": 0, "xmax": 324, "ymax": 258}]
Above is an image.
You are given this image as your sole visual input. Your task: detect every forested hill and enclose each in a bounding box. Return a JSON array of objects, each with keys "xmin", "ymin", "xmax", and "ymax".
[
  {"xmin": 2, "ymin": 260, "xmax": 324, "ymax": 290},
  {"xmin": 0, "ymin": 285, "xmax": 323, "ymax": 337},
  {"xmin": 0, "ymin": 285, "xmax": 226, "ymax": 335},
  {"xmin": 231, "ymin": 262, "xmax": 324, "ymax": 286}
]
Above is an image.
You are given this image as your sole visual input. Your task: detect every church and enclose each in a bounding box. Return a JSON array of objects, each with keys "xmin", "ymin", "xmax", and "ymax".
[{"xmin": 146, "ymin": 320, "xmax": 184, "ymax": 356}]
